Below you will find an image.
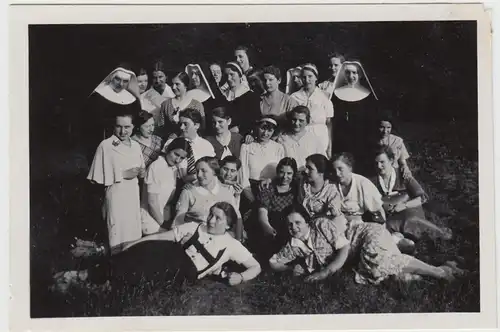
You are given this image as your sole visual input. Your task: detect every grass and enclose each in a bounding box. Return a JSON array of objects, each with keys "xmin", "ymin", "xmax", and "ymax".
[{"xmin": 30, "ymin": 120, "xmax": 480, "ymax": 317}]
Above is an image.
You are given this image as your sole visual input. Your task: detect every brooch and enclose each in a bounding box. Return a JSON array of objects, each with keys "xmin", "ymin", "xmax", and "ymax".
[{"xmin": 112, "ymin": 140, "xmax": 121, "ymax": 147}]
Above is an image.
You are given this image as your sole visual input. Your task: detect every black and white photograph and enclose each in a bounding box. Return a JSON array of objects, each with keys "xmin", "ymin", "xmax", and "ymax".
[{"xmin": 9, "ymin": 3, "xmax": 497, "ymax": 331}]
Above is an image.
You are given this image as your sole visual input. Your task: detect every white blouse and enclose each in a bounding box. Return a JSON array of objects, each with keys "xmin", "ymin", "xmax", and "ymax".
[{"xmin": 239, "ymin": 141, "xmax": 285, "ymax": 189}]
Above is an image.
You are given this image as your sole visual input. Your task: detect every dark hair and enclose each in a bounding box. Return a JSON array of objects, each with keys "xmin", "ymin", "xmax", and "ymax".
[
  {"xmin": 328, "ymin": 52, "xmax": 346, "ymax": 63},
  {"xmin": 277, "ymin": 157, "xmax": 298, "ymax": 176},
  {"xmin": 179, "ymin": 108, "xmax": 203, "ymax": 125},
  {"xmin": 114, "ymin": 112, "xmax": 134, "ymax": 123},
  {"xmin": 134, "ymin": 110, "xmax": 154, "ymax": 128},
  {"xmin": 255, "ymin": 115, "xmax": 278, "ymax": 132},
  {"xmin": 209, "ymin": 202, "xmax": 238, "ymax": 228},
  {"xmin": 165, "ymin": 137, "xmax": 190, "ymax": 154},
  {"xmin": 224, "ymin": 62, "xmax": 244, "ymax": 77},
  {"xmin": 153, "ymin": 60, "xmax": 165, "ymax": 73},
  {"xmin": 137, "ymin": 68, "xmax": 148, "ymax": 77},
  {"xmin": 221, "ymin": 155, "xmax": 242, "ymax": 170},
  {"xmin": 288, "ymin": 105, "xmax": 311, "ymax": 124},
  {"xmin": 331, "ymin": 152, "xmax": 355, "ymax": 170},
  {"xmin": 196, "ymin": 156, "xmax": 220, "ymax": 175},
  {"xmin": 374, "ymin": 145, "xmax": 396, "ymax": 161},
  {"xmin": 262, "ymin": 65, "xmax": 282, "ymax": 81},
  {"xmin": 376, "ymin": 111, "xmax": 396, "ymax": 127},
  {"xmin": 247, "ymin": 68, "xmax": 265, "ymax": 94},
  {"xmin": 212, "ymin": 106, "xmax": 232, "ymax": 120},
  {"xmin": 283, "ymin": 204, "xmax": 312, "ymax": 224},
  {"xmin": 306, "ymin": 154, "xmax": 331, "ymax": 176},
  {"xmin": 173, "ymin": 71, "xmax": 190, "ymax": 88}
]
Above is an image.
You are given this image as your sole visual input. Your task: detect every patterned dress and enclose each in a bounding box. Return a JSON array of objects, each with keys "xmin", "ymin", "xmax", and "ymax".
[
  {"xmin": 270, "ymin": 216, "xmax": 413, "ymax": 284},
  {"xmin": 131, "ymin": 135, "xmax": 163, "ymax": 168}
]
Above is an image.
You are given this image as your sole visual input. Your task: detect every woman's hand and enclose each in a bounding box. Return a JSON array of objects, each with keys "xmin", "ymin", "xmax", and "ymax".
[
  {"xmin": 233, "ymin": 183, "xmax": 244, "ymax": 196},
  {"xmin": 262, "ymin": 225, "xmax": 277, "ymax": 237},
  {"xmin": 123, "ymin": 167, "xmax": 140, "ymax": 180},
  {"xmin": 330, "ymin": 205, "xmax": 343, "ymax": 218},
  {"xmin": 258, "ymin": 178, "xmax": 273, "ymax": 190},
  {"xmin": 138, "ymin": 167, "xmax": 146, "ymax": 179},
  {"xmin": 227, "ymin": 272, "xmax": 244, "ymax": 286},
  {"xmin": 244, "ymin": 135, "xmax": 255, "ymax": 144},
  {"xmin": 168, "ymin": 133, "xmax": 178, "ymax": 141},
  {"xmin": 304, "ymin": 270, "xmax": 329, "ymax": 283},
  {"xmin": 392, "ymin": 202, "xmax": 407, "ymax": 213}
]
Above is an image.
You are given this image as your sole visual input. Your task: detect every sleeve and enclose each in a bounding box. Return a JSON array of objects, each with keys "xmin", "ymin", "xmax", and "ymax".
[
  {"xmin": 269, "ymin": 241, "xmax": 301, "ymax": 266},
  {"xmin": 315, "ymin": 216, "xmax": 349, "ymax": 250},
  {"xmin": 239, "ymin": 144, "xmax": 251, "ymax": 189},
  {"xmin": 173, "ymin": 222, "xmax": 198, "ymax": 242},
  {"xmin": 144, "ymin": 161, "xmax": 163, "ymax": 194},
  {"xmin": 205, "ymin": 140, "xmax": 216, "ymax": 157},
  {"xmin": 398, "ymin": 138, "xmax": 410, "ymax": 161},
  {"xmin": 276, "ymin": 143, "xmax": 285, "ymax": 160},
  {"xmin": 325, "ymin": 97, "xmax": 334, "ymax": 118},
  {"xmin": 359, "ymin": 177, "xmax": 384, "ymax": 213},
  {"xmin": 405, "ymin": 176, "xmax": 428, "ymax": 202},
  {"xmin": 228, "ymin": 239, "xmax": 253, "ymax": 264},
  {"xmin": 326, "ymin": 185, "xmax": 342, "ymax": 213},
  {"xmin": 286, "ymin": 95, "xmax": 300, "ymax": 113},
  {"xmin": 87, "ymin": 142, "xmax": 122, "ymax": 186},
  {"xmin": 176, "ymin": 188, "xmax": 193, "ymax": 214}
]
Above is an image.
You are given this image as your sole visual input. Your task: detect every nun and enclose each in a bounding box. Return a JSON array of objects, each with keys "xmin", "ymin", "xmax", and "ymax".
[
  {"xmin": 330, "ymin": 60, "xmax": 379, "ymax": 174},
  {"xmin": 285, "ymin": 66, "xmax": 303, "ymax": 95},
  {"xmin": 83, "ymin": 64, "xmax": 142, "ymax": 164}
]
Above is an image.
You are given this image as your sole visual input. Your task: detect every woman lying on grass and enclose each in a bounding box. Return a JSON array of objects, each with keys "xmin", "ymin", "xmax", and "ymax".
[
  {"xmin": 52, "ymin": 202, "xmax": 261, "ymax": 293},
  {"xmin": 269, "ymin": 205, "xmax": 466, "ymax": 284}
]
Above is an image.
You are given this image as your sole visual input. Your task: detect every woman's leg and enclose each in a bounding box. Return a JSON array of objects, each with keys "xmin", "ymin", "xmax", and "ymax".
[{"xmin": 402, "ymin": 257, "xmax": 446, "ymax": 279}]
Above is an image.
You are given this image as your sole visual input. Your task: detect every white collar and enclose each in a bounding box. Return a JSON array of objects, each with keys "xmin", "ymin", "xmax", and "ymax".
[
  {"xmin": 378, "ymin": 167, "xmax": 397, "ymax": 196},
  {"xmin": 337, "ymin": 175, "xmax": 356, "ymax": 200},
  {"xmin": 195, "ymin": 180, "xmax": 220, "ymax": 196},
  {"xmin": 290, "ymin": 228, "xmax": 312, "ymax": 250},
  {"xmin": 95, "ymin": 85, "xmax": 136, "ymax": 105}
]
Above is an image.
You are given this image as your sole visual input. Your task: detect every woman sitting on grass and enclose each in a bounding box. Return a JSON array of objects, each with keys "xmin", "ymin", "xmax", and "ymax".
[
  {"xmin": 371, "ymin": 146, "xmax": 453, "ymax": 242},
  {"xmin": 269, "ymin": 205, "xmax": 466, "ymax": 284},
  {"xmin": 52, "ymin": 202, "xmax": 261, "ymax": 293}
]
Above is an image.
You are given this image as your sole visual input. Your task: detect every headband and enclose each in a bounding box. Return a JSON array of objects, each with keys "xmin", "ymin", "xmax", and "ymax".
[
  {"xmin": 302, "ymin": 64, "xmax": 319, "ymax": 78},
  {"xmin": 258, "ymin": 117, "xmax": 278, "ymax": 127},
  {"xmin": 225, "ymin": 62, "xmax": 244, "ymax": 76}
]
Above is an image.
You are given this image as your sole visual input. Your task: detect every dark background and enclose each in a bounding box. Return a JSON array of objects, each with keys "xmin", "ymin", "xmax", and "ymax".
[{"xmin": 29, "ymin": 21, "xmax": 477, "ymax": 149}]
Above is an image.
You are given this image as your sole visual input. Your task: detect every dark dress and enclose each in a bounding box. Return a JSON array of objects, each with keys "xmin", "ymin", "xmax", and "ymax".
[
  {"xmin": 331, "ymin": 93, "xmax": 379, "ymax": 175},
  {"xmin": 228, "ymin": 90, "xmax": 262, "ymax": 137},
  {"xmin": 370, "ymin": 171, "xmax": 450, "ymax": 241},
  {"xmin": 205, "ymin": 133, "xmax": 243, "ymax": 160},
  {"xmin": 83, "ymin": 92, "xmax": 141, "ymax": 165}
]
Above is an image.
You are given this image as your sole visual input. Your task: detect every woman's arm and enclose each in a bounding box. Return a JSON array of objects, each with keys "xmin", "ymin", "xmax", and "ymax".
[
  {"xmin": 304, "ymin": 245, "xmax": 349, "ymax": 282},
  {"xmin": 227, "ymin": 256, "xmax": 262, "ymax": 285},
  {"xmin": 326, "ymin": 118, "xmax": 333, "ymax": 159},
  {"xmin": 257, "ymin": 207, "xmax": 277, "ymax": 236},
  {"xmin": 147, "ymin": 193, "xmax": 164, "ymax": 226},
  {"xmin": 392, "ymin": 196, "xmax": 422, "ymax": 213}
]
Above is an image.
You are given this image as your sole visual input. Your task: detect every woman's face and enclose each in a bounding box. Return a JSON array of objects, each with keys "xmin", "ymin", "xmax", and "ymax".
[
  {"xmin": 139, "ymin": 117, "xmax": 155, "ymax": 138},
  {"xmin": 379, "ymin": 121, "xmax": 392, "ymax": 138},
  {"xmin": 172, "ymin": 77, "xmax": 187, "ymax": 97},
  {"xmin": 302, "ymin": 69, "xmax": 317, "ymax": 89},
  {"xmin": 256, "ymin": 124, "xmax": 275, "ymax": 142},
  {"xmin": 190, "ymin": 69, "xmax": 202, "ymax": 88},
  {"xmin": 304, "ymin": 160, "xmax": 323, "ymax": 183},
  {"xmin": 110, "ymin": 71, "xmax": 131, "ymax": 93},
  {"xmin": 277, "ymin": 165, "xmax": 294, "ymax": 186},
  {"xmin": 375, "ymin": 153, "xmax": 394, "ymax": 176},
  {"xmin": 196, "ymin": 161, "xmax": 216, "ymax": 187},
  {"xmin": 207, "ymin": 207, "xmax": 229, "ymax": 235},
  {"xmin": 210, "ymin": 64, "xmax": 222, "ymax": 83},
  {"xmin": 179, "ymin": 116, "xmax": 199, "ymax": 138},
  {"xmin": 113, "ymin": 115, "xmax": 134, "ymax": 141},
  {"xmin": 235, "ymin": 50, "xmax": 250, "ymax": 71},
  {"xmin": 345, "ymin": 64, "xmax": 360, "ymax": 86},
  {"xmin": 220, "ymin": 162, "xmax": 239, "ymax": 184},
  {"xmin": 290, "ymin": 112, "xmax": 308, "ymax": 133},
  {"xmin": 264, "ymin": 73, "xmax": 280, "ymax": 93},
  {"xmin": 152, "ymin": 70, "xmax": 167, "ymax": 89},
  {"xmin": 287, "ymin": 212, "xmax": 310, "ymax": 239},
  {"xmin": 212, "ymin": 115, "xmax": 230, "ymax": 135},
  {"xmin": 225, "ymin": 68, "xmax": 241, "ymax": 89},
  {"xmin": 332, "ymin": 159, "xmax": 353, "ymax": 185},
  {"xmin": 137, "ymin": 74, "xmax": 148, "ymax": 94},
  {"xmin": 329, "ymin": 57, "xmax": 343, "ymax": 77},
  {"xmin": 165, "ymin": 148, "xmax": 187, "ymax": 167},
  {"xmin": 292, "ymin": 71, "xmax": 303, "ymax": 88},
  {"xmin": 248, "ymin": 74, "xmax": 265, "ymax": 94}
]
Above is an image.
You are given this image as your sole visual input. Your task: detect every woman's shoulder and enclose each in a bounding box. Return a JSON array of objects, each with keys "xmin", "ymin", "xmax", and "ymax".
[{"xmin": 230, "ymin": 132, "xmax": 243, "ymax": 141}]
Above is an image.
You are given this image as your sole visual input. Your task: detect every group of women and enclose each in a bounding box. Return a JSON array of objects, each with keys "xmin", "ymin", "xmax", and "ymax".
[{"xmin": 53, "ymin": 46, "xmax": 465, "ymax": 293}]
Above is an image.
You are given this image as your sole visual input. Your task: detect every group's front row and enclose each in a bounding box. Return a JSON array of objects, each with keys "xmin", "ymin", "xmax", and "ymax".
[{"xmin": 53, "ymin": 131, "xmax": 464, "ymax": 293}]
